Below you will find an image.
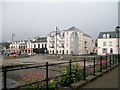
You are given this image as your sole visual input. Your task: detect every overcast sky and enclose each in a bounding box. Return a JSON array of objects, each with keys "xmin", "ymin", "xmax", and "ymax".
[{"xmin": 1, "ymin": 0, "xmax": 119, "ymax": 42}]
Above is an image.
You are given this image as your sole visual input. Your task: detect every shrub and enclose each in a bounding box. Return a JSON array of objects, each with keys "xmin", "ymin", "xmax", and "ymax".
[{"xmin": 58, "ymin": 64, "xmax": 88, "ymax": 87}]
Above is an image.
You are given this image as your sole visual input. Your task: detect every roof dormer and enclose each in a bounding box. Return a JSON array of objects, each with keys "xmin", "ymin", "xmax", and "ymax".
[{"xmin": 103, "ymin": 34, "xmax": 106, "ymax": 38}]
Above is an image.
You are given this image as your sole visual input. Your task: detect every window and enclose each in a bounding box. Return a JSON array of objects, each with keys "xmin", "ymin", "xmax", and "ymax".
[
  {"xmin": 60, "ymin": 50, "xmax": 61, "ymax": 53},
  {"xmin": 56, "ymin": 50, "xmax": 58, "ymax": 54},
  {"xmin": 62, "ymin": 50, "xmax": 64, "ymax": 54},
  {"xmin": 103, "ymin": 34, "xmax": 106, "ymax": 38},
  {"xmin": 66, "ymin": 43, "xmax": 68, "ymax": 47},
  {"xmin": 45, "ymin": 44, "xmax": 47, "ymax": 48},
  {"xmin": 61, "ymin": 44, "xmax": 64, "ymax": 48},
  {"xmin": 38, "ymin": 44, "xmax": 40, "ymax": 48},
  {"xmin": 103, "ymin": 42, "xmax": 106, "ymax": 46},
  {"xmin": 107, "ymin": 34, "xmax": 110, "ymax": 38},
  {"xmin": 52, "ymin": 50, "xmax": 54, "ymax": 54},
  {"xmin": 110, "ymin": 48, "xmax": 113, "ymax": 53},
  {"xmin": 42, "ymin": 44, "xmax": 44, "ymax": 48},
  {"xmin": 71, "ymin": 38, "xmax": 73, "ymax": 41},
  {"xmin": 34, "ymin": 44, "xmax": 36, "ymax": 48},
  {"xmin": 109, "ymin": 41, "xmax": 112, "ymax": 46},
  {"xmin": 102, "ymin": 48, "xmax": 107, "ymax": 53},
  {"xmin": 67, "ymin": 32, "xmax": 68, "ymax": 35},
  {"xmin": 66, "ymin": 50, "xmax": 68, "ymax": 54}
]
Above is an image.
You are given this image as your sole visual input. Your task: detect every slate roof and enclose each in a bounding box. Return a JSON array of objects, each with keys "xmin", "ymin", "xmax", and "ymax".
[
  {"xmin": 32, "ymin": 37, "xmax": 47, "ymax": 43},
  {"xmin": 67, "ymin": 26, "xmax": 79, "ymax": 31},
  {"xmin": 48, "ymin": 26, "xmax": 92, "ymax": 38},
  {"xmin": 83, "ymin": 33, "xmax": 92, "ymax": 38},
  {"xmin": 98, "ymin": 31, "xmax": 119, "ymax": 39},
  {"xmin": 66, "ymin": 26, "xmax": 92, "ymax": 38}
]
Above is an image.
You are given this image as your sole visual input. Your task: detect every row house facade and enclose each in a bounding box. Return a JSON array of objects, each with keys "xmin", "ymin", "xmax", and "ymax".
[
  {"xmin": 9, "ymin": 37, "xmax": 47, "ymax": 54},
  {"xmin": 47, "ymin": 26, "xmax": 95, "ymax": 55},
  {"xmin": 97, "ymin": 31, "xmax": 120, "ymax": 55}
]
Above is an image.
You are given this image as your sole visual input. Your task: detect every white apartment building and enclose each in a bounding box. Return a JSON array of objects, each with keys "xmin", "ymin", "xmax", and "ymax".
[
  {"xmin": 9, "ymin": 37, "xmax": 47, "ymax": 54},
  {"xmin": 97, "ymin": 31, "xmax": 120, "ymax": 55},
  {"xmin": 47, "ymin": 26, "xmax": 95, "ymax": 55}
]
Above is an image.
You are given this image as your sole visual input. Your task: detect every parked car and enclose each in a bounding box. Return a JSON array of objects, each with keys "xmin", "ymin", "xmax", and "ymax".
[
  {"xmin": 4, "ymin": 52, "xmax": 17, "ymax": 56},
  {"xmin": 28, "ymin": 53, "xmax": 36, "ymax": 56}
]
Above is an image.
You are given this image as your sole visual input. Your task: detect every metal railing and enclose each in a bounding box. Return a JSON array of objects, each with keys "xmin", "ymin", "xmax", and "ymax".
[{"xmin": 1, "ymin": 54, "xmax": 119, "ymax": 90}]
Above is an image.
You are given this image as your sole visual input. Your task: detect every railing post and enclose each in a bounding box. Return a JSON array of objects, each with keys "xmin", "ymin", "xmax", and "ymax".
[
  {"xmin": 93, "ymin": 57, "xmax": 95, "ymax": 76},
  {"xmin": 3, "ymin": 67, "xmax": 7, "ymax": 90},
  {"xmin": 46, "ymin": 62, "xmax": 49, "ymax": 90},
  {"xmin": 100, "ymin": 56, "xmax": 102, "ymax": 72},
  {"xmin": 115, "ymin": 55, "xmax": 117, "ymax": 65},
  {"xmin": 110, "ymin": 55, "xmax": 111, "ymax": 68},
  {"xmin": 69, "ymin": 60, "xmax": 72, "ymax": 87},
  {"xmin": 106, "ymin": 55, "xmax": 107, "ymax": 70},
  {"xmin": 113, "ymin": 55, "xmax": 114, "ymax": 66},
  {"xmin": 83, "ymin": 58, "xmax": 86, "ymax": 80},
  {"xmin": 118, "ymin": 54, "xmax": 119, "ymax": 64}
]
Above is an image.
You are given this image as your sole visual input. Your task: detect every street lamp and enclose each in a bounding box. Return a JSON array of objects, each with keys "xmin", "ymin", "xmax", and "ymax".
[
  {"xmin": 55, "ymin": 27, "xmax": 59, "ymax": 55},
  {"xmin": 12, "ymin": 33, "xmax": 15, "ymax": 52},
  {"xmin": 115, "ymin": 26, "xmax": 120, "ymax": 63}
]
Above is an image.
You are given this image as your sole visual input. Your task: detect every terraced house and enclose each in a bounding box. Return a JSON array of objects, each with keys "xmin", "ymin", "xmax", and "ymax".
[
  {"xmin": 9, "ymin": 37, "xmax": 47, "ymax": 54},
  {"xmin": 97, "ymin": 31, "xmax": 120, "ymax": 55},
  {"xmin": 47, "ymin": 26, "xmax": 95, "ymax": 55}
]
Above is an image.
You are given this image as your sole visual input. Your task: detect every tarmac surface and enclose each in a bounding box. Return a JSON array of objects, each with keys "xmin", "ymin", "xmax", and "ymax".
[{"xmin": 81, "ymin": 66, "xmax": 119, "ymax": 88}]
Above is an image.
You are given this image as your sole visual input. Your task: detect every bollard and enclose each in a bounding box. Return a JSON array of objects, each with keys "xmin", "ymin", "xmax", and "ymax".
[
  {"xmin": 93, "ymin": 57, "xmax": 95, "ymax": 76},
  {"xmin": 83, "ymin": 58, "xmax": 86, "ymax": 80},
  {"xmin": 46, "ymin": 62, "xmax": 49, "ymax": 90}
]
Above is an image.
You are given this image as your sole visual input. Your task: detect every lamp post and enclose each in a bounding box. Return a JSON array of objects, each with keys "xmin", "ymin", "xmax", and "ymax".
[
  {"xmin": 115, "ymin": 26, "xmax": 120, "ymax": 63},
  {"xmin": 12, "ymin": 33, "xmax": 15, "ymax": 52},
  {"xmin": 55, "ymin": 27, "xmax": 59, "ymax": 55}
]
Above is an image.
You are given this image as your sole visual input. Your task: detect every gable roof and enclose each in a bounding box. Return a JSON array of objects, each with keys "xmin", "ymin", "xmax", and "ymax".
[{"xmin": 67, "ymin": 26, "xmax": 79, "ymax": 31}]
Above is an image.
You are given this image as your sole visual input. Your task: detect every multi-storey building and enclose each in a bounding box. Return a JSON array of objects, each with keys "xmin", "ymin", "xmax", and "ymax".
[
  {"xmin": 9, "ymin": 37, "xmax": 47, "ymax": 54},
  {"xmin": 97, "ymin": 31, "xmax": 120, "ymax": 55},
  {"xmin": 9, "ymin": 40, "xmax": 32, "ymax": 53},
  {"xmin": 32, "ymin": 37, "xmax": 47, "ymax": 54},
  {"xmin": 47, "ymin": 26, "xmax": 95, "ymax": 55}
]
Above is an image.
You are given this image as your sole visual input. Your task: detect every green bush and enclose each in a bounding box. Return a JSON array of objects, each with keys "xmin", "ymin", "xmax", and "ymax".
[{"xmin": 58, "ymin": 64, "xmax": 88, "ymax": 87}]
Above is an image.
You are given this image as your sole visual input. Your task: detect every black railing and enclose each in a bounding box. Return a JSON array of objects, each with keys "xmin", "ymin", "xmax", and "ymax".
[{"xmin": 1, "ymin": 54, "xmax": 119, "ymax": 90}]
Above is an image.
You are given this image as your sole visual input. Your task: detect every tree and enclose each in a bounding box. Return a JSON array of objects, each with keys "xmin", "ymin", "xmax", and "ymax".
[{"xmin": 2, "ymin": 42, "xmax": 10, "ymax": 49}]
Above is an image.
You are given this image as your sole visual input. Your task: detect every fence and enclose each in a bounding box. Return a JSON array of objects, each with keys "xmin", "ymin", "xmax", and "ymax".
[{"xmin": 1, "ymin": 54, "xmax": 119, "ymax": 90}]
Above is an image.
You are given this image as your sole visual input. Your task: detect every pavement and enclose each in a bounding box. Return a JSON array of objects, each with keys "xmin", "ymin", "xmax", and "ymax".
[{"xmin": 80, "ymin": 66, "xmax": 119, "ymax": 88}]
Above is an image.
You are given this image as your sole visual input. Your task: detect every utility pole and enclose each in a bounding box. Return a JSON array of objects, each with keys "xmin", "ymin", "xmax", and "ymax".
[
  {"xmin": 56, "ymin": 27, "xmax": 59, "ymax": 55},
  {"xmin": 115, "ymin": 26, "xmax": 120, "ymax": 63}
]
